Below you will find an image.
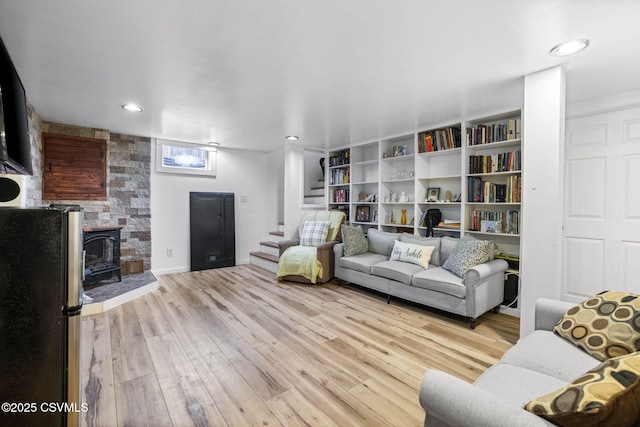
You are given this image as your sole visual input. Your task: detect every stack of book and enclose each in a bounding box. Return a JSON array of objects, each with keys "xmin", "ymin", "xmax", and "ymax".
[
  {"xmin": 468, "ymin": 210, "xmax": 520, "ymax": 234},
  {"xmin": 466, "ymin": 118, "xmax": 522, "ymax": 146},
  {"xmin": 468, "ymin": 149, "xmax": 521, "ymax": 173},
  {"xmin": 418, "ymin": 127, "xmax": 462, "ymax": 153},
  {"xmin": 467, "ymin": 176, "xmax": 521, "ymax": 203}
]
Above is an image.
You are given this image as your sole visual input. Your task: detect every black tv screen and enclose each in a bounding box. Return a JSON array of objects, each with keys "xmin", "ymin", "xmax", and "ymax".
[{"xmin": 0, "ymin": 36, "xmax": 32, "ymax": 175}]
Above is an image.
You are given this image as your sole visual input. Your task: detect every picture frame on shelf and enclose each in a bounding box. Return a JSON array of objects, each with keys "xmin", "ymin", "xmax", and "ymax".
[
  {"xmin": 426, "ymin": 187, "xmax": 440, "ymax": 202},
  {"xmin": 356, "ymin": 205, "xmax": 370, "ymax": 222}
]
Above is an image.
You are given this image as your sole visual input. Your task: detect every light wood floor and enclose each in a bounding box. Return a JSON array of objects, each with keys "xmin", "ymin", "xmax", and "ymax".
[{"xmin": 80, "ymin": 265, "xmax": 519, "ymax": 427}]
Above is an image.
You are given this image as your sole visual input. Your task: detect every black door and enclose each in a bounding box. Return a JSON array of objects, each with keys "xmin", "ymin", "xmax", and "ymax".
[{"xmin": 190, "ymin": 192, "xmax": 236, "ymax": 271}]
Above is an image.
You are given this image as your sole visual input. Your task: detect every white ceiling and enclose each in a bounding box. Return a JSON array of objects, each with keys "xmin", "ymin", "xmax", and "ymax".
[{"xmin": 1, "ymin": 0, "xmax": 639, "ymax": 152}]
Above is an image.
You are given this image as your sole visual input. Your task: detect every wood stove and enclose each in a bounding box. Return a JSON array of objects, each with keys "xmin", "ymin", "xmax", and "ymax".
[{"xmin": 83, "ymin": 225, "xmax": 123, "ymax": 285}]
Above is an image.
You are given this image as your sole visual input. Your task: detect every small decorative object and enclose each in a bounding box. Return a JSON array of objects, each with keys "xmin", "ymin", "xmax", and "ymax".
[
  {"xmin": 390, "ymin": 191, "xmax": 398, "ymax": 202},
  {"xmin": 359, "ymin": 190, "xmax": 368, "ymax": 202},
  {"xmin": 401, "ymin": 145, "xmax": 408, "ymax": 156},
  {"xmin": 400, "ymin": 209, "xmax": 407, "ymax": 225},
  {"xmin": 399, "ymin": 192, "xmax": 409, "ymax": 203},
  {"xmin": 356, "ymin": 205, "xmax": 370, "ymax": 222},
  {"xmin": 408, "ymin": 170, "xmax": 415, "ymax": 178},
  {"xmin": 445, "ymin": 190, "xmax": 453, "ymax": 202},
  {"xmin": 426, "ymin": 187, "xmax": 440, "ymax": 202},
  {"xmin": 393, "ymin": 145, "xmax": 401, "ymax": 157},
  {"xmin": 384, "ymin": 193, "xmax": 390, "ymax": 203},
  {"xmin": 390, "ymin": 210, "xmax": 396, "ymax": 224},
  {"xmin": 373, "ymin": 210, "xmax": 378, "ymax": 222},
  {"xmin": 383, "ymin": 152, "xmax": 390, "ymax": 158}
]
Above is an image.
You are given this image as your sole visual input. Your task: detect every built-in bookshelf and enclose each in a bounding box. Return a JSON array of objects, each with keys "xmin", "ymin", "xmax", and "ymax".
[
  {"xmin": 324, "ymin": 110, "xmax": 523, "ymax": 276},
  {"xmin": 327, "ymin": 148, "xmax": 350, "ymax": 217}
]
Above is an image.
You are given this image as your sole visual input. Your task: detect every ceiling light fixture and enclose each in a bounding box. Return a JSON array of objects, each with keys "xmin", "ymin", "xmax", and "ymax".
[
  {"xmin": 285, "ymin": 135, "xmax": 299, "ymax": 141},
  {"xmin": 206, "ymin": 141, "xmax": 220, "ymax": 146},
  {"xmin": 122, "ymin": 104, "xmax": 144, "ymax": 112},
  {"xmin": 549, "ymin": 39, "xmax": 589, "ymax": 57}
]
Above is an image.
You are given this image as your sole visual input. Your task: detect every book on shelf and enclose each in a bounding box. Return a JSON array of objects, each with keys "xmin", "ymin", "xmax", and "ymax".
[
  {"xmin": 331, "ymin": 189, "xmax": 350, "ymax": 203},
  {"xmin": 437, "ymin": 220, "xmax": 461, "ymax": 229},
  {"xmin": 418, "ymin": 127, "xmax": 462, "ymax": 153},
  {"xmin": 330, "ymin": 168, "xmax": 350, "ymax": 185},
  {"xmin": 469, "ymin": 210, "xmax": 519, "ymax": 234},
  {"xmin": 466, "ymin": 118, "xmax": 521, "ymax": 146},
  {"xmin": 468, "ymin": 149, "xmax": 521, "ymax": 173},
  {"xmin": 467, "ymin": 176, "xmax": 521, "ymax": 203}
]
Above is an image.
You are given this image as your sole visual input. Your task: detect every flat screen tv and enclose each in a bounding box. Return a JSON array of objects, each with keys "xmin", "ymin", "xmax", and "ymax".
[{"xmin": 0, "ymin": 36, "xmax": 32, "ymax": 175}]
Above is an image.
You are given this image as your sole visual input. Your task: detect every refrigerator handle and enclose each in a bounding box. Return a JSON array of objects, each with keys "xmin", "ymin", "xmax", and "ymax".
[{"xmin": 82, "ymin": 250, "xmax": 86, "ymax": 282}]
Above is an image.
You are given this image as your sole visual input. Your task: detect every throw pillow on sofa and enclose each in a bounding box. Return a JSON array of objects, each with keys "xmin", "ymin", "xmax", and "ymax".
[
  {"xmin": 299, "ymin": 221, "xmax": 330, "ymax": 247},
  {"xmin": 389, "ymin": 240, "xmax": 435, "ymax": 269},
  {"xmin": 525, "ymin": 351, "xmax": 640, "ymax": 427},
  {"xmin": 341, "ymin": 225, "xmax": 368, "ymax": 256},
  {"xmin": 554, "ymin": 291, "xmax": 640, "ymax": 361},
  {"xmin": 442, "ymin": 234, "xmax": 493, "ymax": 278}
]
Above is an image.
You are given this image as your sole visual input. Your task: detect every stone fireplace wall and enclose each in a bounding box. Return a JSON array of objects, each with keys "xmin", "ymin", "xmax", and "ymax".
[{"xmin": 39, "ymin": 122, "xmax": 152, "ymax": 270}]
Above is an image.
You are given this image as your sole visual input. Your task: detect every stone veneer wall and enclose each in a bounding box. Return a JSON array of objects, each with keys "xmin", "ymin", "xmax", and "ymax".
[{"xmin": 39, "ymin": 122, "xmax": 152, "ymax": 270}]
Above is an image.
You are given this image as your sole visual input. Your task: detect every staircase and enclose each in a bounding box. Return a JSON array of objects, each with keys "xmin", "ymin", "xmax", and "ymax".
[
  {"xmin": 249, "ymin": 223, "xmax": 284, "ymax": 273},
  {"xmin": 303, "ymin": 179, "xmax": 325, "ymax": 205}
]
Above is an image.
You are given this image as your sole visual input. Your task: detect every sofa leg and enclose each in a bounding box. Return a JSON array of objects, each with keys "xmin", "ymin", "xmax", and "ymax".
[
  {"xmin": 469, "ymin": 318, "xmax": 476, "ymax": 329},
  {"xmin": 493, "ymin": 305, "xmax": 501, "ymax": 314},
  {"xmin": 387, "ymin": 294, "xmax": 391, "ymax": 304}
]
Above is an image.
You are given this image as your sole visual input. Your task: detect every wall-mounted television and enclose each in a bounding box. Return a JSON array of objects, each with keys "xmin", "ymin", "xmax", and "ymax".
[{"xmin": 0, "ymin": 36, "xmax": 32, "ymax": 175}]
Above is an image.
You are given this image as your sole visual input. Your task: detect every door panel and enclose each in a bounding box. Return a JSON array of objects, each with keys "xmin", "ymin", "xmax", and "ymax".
[{"xmin": 190, "ymin": 192, "xmax": 236, "ymax": 271}]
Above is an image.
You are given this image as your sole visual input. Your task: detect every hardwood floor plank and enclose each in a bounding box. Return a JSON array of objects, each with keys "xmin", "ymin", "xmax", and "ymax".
[
  {"xmin": 115, "ymin": 374, "xmax": 172, "ymax": 427},
  {"xmin": 266, "ymin": 388, "xmax": 340, "ymax": 427},
  {"xmin": 81, "ymin": 266, "xmax": 519, "ymax": 427},
  {"xmin": 80, "ymin": 314, "xmax": 117, "ymax": 427},
  {"xmin": 191, "ymin": 353, "xmax": 283, "ymax": 427},
  {"xmin": 109, "ymin": 303, "xmax": 155, "ymax": 383},
  {"xmin": 146, "ymin": 333, "xmax": 228, "ymax": 427}
]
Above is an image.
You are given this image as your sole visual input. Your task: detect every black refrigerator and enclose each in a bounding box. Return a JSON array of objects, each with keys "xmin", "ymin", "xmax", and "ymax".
[
  {"xmin": 0, "ymin": 205, "xmax": 84, "ymax": 427},
  {"xmin": 190, "ymin": 192, "xmax": 235, "ymax": 271}
]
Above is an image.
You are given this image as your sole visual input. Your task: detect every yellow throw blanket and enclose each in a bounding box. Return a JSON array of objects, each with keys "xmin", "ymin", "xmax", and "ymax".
[{"xmin": 276, "ymin": 246, "xmax": 323, "ymax": 284}]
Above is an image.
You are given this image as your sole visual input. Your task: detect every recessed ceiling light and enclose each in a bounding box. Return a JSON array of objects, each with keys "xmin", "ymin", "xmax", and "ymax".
[
  {"xmin": 206, "ymin": 141, "xmax": 220, "ymax": 146},
  {"xmin": 122, "ymin": 104, "xmax": 144, "ymax": 112},
  {"xmin": 549, "ymin": 39, "xmax": 589, "ymax": 57},
  {"xmin": 285, "ymin": 136, "xmax": 299, "ymax": 141}
]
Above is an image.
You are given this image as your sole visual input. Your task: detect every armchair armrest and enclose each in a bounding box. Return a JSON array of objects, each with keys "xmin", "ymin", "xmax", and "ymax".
[
  {"xmin": 278, "ymin": 239, "xmax": 300, "ymax": 256},
  {"xmin": 419, "ymin": 370, "xmax": 548, "ymax": 427},
  {"xmin": 535, "ymin": 298, "xmax": 575, "ymax": 332}
]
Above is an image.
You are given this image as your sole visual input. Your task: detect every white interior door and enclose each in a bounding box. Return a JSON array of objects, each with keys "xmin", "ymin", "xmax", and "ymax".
[{"xmin": 563, "ymin": 107, "xmax": 640, "ymax": 302}]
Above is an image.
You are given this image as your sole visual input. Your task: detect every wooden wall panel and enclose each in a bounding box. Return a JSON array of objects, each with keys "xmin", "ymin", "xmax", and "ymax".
[{"xmin": 42, "ymin": 133, "xmax": 107, "ymax": 200}]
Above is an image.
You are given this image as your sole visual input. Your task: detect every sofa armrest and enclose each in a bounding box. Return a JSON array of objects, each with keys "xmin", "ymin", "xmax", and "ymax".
[
  {"xmin": 535, "ymin": 298, "xmax": 575, "ymax": 332},
  {"xmin": 278, "ymin": 239, "xmax": 300, "ymax": 256},
  {"xmin": 419, "ymin": 370, "xmax": 549, "ymax": 427},
  {"xmin": 465, "ymin": 259, "xmax": 508, "ymax": 283}
]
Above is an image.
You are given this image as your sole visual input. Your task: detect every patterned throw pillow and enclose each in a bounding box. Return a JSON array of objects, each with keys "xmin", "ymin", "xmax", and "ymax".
[
  {"xmin": 554, "ymin": 291, "xmax": 640, "ymax": 361},
  {"xmin": 525, "ymin": 352, "xmax": 640, "ymax": 427},
  {"xmin": 442, "ymin": 234, "xmax": 493, "ymax": 278},
  {"xmin": 299, "ymin": 221, "xmax": 330, "ymax": 247},
  {"xmin": 389, "ymin": 240, "xmax": 435, "ymax": 269},
  {"xmin": 341, "ymin": 225, "xmax": 368, "ymax": 257}
]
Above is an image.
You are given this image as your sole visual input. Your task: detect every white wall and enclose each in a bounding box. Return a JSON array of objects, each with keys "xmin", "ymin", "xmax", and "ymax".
[
  {"xmin": 151, "ymin": 141, "xmax": 276, "ymax": 275},
  {"xmin": 519, "ymin": 66, "xmax": 566, "ymax": 337}
]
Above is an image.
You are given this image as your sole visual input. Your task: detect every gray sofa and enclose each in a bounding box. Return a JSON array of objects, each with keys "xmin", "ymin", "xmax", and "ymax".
[
  {"xmin": 333, "ymin": 229, "xmax": 508, "ymax": 328},
  {"xmin": 419, "ymin": 298, "xmax": 601, "ymax": 427}
]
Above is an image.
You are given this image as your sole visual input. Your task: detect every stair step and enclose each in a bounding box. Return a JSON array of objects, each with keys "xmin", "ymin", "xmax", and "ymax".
[
  {"xmin": 260, "ymin": 241, "xmax": 279, "ymax": 256},
  {"xmin": 249, "ymin": 251, "xmax": 279, "ymax": 274},
  {"xmin": 250, "ymin": 251, "xmax": 279, "ymax": 263},
  {"xmin": 270, "ymin": 231, "xmax": 284, "ymax": 237}
]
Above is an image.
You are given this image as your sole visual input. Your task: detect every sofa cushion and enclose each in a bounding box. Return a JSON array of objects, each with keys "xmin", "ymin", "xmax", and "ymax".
[
  {"xmin": 411, "ymin": 267, "xmax": 465, "ymax": 298},
  {"xmin": 400, "ymin": 233, "xmax": 442, "ymax": 266},
  {"xmin": 554, "ymin": 291, "xmax": 640, "ymax": 361},
  {"xmin": 371, "ymin": 260, "xmax": 424, "ymax": 285},
  {"xmin": 525, "ymin": 352, "xmax": 640, "ymax": 427},
  {"xmin": 500, "ymin": 330, "xmax": 601, "ymax": 382},
  {"xmin": 341, "ymin": 225, "xmax": 368, "ymax": 257},
  {"xmin": 339, "ymin": 252, "xmax": 388, "ymax": 274},
  {"xmin": 389, "ymin": 240, "xmax": 435, "ymax": 269},
  {"xmin": 442, "ymin": 234, "xmax": 493, "ymax": 278},
  {"xmin": 367, "ymin": 228, "xmax": 400, "ymax": 256},
  {"xmin": 300, "ymin": 221, "xmax": 330, "ymax": 247},
  {"xmin": 474, "ymin": 363, "xmax": 569, "ymax": 410},
  {"xmin": 439, "ymin": 236, "xmax": 459, "ymax": 264}
]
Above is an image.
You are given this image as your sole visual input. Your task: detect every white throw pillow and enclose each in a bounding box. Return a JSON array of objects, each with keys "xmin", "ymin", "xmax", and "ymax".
[
  {"xmin": 389, "ymin": 240, "xmax": 435, "ymax": 269},
  {"xmin": 300, "ymin": 221, "xmax": 331, "ymax": 247}
]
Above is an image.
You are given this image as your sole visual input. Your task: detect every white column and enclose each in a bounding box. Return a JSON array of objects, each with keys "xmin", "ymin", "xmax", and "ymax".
[{"xmin": 519, "ymin": 66, "xmax": 566, "ymax": 337}]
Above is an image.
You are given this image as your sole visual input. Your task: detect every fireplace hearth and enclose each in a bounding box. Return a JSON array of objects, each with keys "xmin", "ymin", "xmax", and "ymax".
[{"xmin": 83, "ymin": 225, "xmax": 123, "ymax": 286}]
